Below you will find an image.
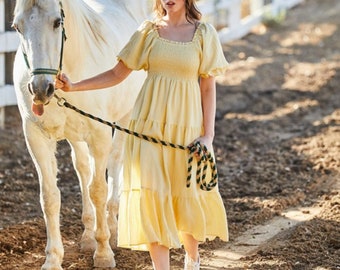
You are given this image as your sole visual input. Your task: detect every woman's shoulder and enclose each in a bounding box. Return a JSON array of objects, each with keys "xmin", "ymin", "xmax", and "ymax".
[
  {"xmin": 138, "ymin": 20, "xmax": 157, "ymax": 33},
  {"xmin": 195, "ymin": 21, "xmax": 220, "ymax": 44},
  {"xmin": 197, "ymin": 21, "xmax": 218, "ymax": 35}
]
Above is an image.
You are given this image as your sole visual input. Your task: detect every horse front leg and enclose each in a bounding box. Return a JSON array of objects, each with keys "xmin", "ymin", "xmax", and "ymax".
[
  {"xmin": 68, "ymin": 141, "xmax": 96, "ymax": 251},
  {"xmin": 106, "ymin": 146, "xmax": 121, "ymax": 248},
  {"xmin": 88, "ymin": 137, "xmax": 115, "ymax": 268},
  {"xmin": 107, "ymin": 114, "xmax": 130, "ymax": 248},
  {"xmin": 25, "ymin": 124, "xmax": 63, "ymax": 270}
]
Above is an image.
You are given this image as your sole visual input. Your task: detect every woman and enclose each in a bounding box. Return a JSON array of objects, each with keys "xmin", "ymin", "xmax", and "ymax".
[{"xmin": 56, "ymin": 0, "xmax": 228, "ymax": 269}]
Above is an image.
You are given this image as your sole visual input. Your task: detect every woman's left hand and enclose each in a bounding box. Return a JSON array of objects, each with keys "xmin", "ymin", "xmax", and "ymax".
[{"xmin": 189, "ymin": 135, "xmax": 214, "ymax": 159}]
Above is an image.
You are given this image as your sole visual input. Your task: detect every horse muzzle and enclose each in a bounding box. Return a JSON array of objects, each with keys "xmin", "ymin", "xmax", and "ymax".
[
  {"xmin": 28, "ymin": 77, "xmax": 55, "ymax": 100},
  {"xmin": 28, "ymin": 77, "xmax": 55, "ymax": 116}
]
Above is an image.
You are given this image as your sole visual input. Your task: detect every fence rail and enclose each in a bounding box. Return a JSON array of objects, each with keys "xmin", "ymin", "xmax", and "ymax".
[
  {"xmin": 0, "ymin": 0, "xmax": 302, "ymax": 128},
  {"xmin": 197, "ymin": 0, "xmax": 302, "ymax": 43}
]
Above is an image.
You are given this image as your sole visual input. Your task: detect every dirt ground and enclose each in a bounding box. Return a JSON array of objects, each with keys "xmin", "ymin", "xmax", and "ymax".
[{"xmin": 0, "ymin": 0, "xmax": 339, "ymax": 269}]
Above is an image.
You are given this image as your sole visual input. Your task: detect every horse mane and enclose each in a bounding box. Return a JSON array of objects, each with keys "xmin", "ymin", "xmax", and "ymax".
[
  {"xmin": 63, "ymin": 0, "xmax": 135, "ymax": 76},
  {"xmin": 63, "ymin": 0, "xmax": 109, "ymax": 52}
]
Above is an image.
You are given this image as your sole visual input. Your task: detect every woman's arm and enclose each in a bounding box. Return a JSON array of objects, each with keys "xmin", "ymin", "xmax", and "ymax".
[
  {"xmin": 55, "ymin": 60, "xmax": 132, "ymax": 92},
  {"xmin": 198, "ymin": 75, "xmax": 216, "ymax": 151}
]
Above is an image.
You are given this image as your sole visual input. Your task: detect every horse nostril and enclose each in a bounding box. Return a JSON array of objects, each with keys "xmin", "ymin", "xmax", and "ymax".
[
  {"xmin": 28, "ymin": 82, "xmax": 34, "ymax": 95},
  {"xmin": 46, "ymin": 83, "xmax": 55, "ymax": 97}
]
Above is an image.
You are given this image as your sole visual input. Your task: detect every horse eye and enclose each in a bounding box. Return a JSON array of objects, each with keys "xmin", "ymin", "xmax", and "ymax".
[{"xmin": 53, "ymin": 18, "xmax": 62, "ymax": 29}]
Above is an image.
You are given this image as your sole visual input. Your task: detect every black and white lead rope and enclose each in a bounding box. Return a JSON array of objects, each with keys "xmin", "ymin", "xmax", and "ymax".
[{"xmin": 54, "ymin": 94, "xmax": 218, "ymax": 191}]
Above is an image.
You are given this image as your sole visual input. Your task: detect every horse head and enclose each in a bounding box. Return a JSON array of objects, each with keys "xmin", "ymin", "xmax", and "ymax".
[{"xmin": 13, "ymin": 0, "xmax": 66, "ymax": 115}]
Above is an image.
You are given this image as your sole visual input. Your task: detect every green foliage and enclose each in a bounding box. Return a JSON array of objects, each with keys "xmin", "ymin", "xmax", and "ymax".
[{"xmin": 262, "ymin": 7, "xmax": 287, "ymax": 27}]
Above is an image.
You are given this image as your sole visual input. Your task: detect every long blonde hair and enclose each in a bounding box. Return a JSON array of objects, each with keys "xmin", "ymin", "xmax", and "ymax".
[{"xmin": 153, "ymin": 0, "xmax": 202, "ymax": 23}]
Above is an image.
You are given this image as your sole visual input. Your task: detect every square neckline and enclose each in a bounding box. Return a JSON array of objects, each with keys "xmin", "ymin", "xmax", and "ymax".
[{"xmin": 154, "ymin": 21, "xmax": 201, "ymax": 45}]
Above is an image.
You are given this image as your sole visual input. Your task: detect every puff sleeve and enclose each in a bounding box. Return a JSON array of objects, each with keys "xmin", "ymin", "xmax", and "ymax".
[
  {"xmin": 198, "ymin": 23, "xmax": 228, "ymax": 78},
  {"xmin": 117, "ymin": 20, "xmax": 154, "ymax": 71}
]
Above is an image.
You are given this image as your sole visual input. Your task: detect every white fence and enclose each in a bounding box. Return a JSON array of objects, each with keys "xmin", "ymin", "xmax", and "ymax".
[
  {"xmin": 0, "ymin": 0, "xmax": 302, "ymax": 128},
  {"xmin": 198, "ymin": 0, "xmax": 302, "ymax": 43},
  {"xmin": 0, "ymin": 0, "xmax": 18, "ymax": 128}
]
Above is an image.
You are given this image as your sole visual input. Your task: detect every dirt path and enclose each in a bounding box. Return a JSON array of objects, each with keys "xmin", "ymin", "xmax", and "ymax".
[{"xmin": 1, "ymin": 0, "xmax": 339, "ymax": 269}]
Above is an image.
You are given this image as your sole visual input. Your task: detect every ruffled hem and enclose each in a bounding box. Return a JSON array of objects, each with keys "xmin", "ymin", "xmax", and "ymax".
[{"xmin": 117, "ymin": 188, "xmax": 228, "ymax": 251}]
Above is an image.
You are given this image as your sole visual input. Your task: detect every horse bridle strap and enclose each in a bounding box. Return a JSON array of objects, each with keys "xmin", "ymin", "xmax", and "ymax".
[{"xmin": 22, "ymin": 1, "xmax": 66, "ymax": 76}]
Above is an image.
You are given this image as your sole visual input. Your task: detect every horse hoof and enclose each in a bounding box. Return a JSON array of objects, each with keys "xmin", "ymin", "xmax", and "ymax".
[
  {"xmin": 109, "ymin": 233, "xmax": 117, "ymax": 248},
  {"xmin": 41, "ymin": 253, "xmax": 63, "ymax": 270},
  {"xmin": 80, "ymin": 234, "xmax": 96, "ymax": 252},
  {"xmin": 93, "ymin": 253, "xmax": 116, "ymax": 268},
  {"xmin": 41, "ymin": 263, "xmax": 63, "ymax": 270}
]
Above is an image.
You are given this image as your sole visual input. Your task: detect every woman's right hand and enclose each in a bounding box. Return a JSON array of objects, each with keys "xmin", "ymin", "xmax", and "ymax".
[{"xmin": 55, "ymin": 73, "xmax": 73, "ymax": 92}]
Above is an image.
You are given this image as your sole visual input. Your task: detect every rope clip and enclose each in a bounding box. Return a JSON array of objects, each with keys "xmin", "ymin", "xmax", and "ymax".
[{"xmin": 54, "ymin": 94, "xmax": 66, "ymax": 107}]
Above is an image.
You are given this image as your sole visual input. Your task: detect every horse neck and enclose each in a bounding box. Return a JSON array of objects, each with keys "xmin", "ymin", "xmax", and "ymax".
[{"xmin": 61, "ymin": 0, "xmax": 147, "ymax": 78}]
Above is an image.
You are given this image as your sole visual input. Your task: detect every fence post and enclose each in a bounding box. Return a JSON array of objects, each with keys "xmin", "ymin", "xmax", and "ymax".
[
  {"xmin": 250, "ymin": 0, "xmax": 264, "ymax": 16},
  {"xmin": 0, "ymin": 0, "xmax": 18, "ymax": 129},
  {"xmin": 228, "ymin": 0, "xmax": 241, "ymax": 31},
  {"xmin": 217, "ymin": 0, "xmax": 245, "ymax": 43},
  {"xmin": 0, "ymin": 0, "xmax": 5, "ymax": 128}
]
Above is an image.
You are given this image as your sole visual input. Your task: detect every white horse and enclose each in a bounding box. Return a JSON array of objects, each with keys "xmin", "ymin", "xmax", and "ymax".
[{"xmin": 12, "ymin": 0, "xmax": 147, "ymax": 269}]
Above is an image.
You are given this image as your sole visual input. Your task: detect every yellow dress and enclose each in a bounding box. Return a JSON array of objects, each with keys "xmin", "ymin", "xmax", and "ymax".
[{"xmin": 117, "ymin": 20, "xmax": 228, "ymax": 251}]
